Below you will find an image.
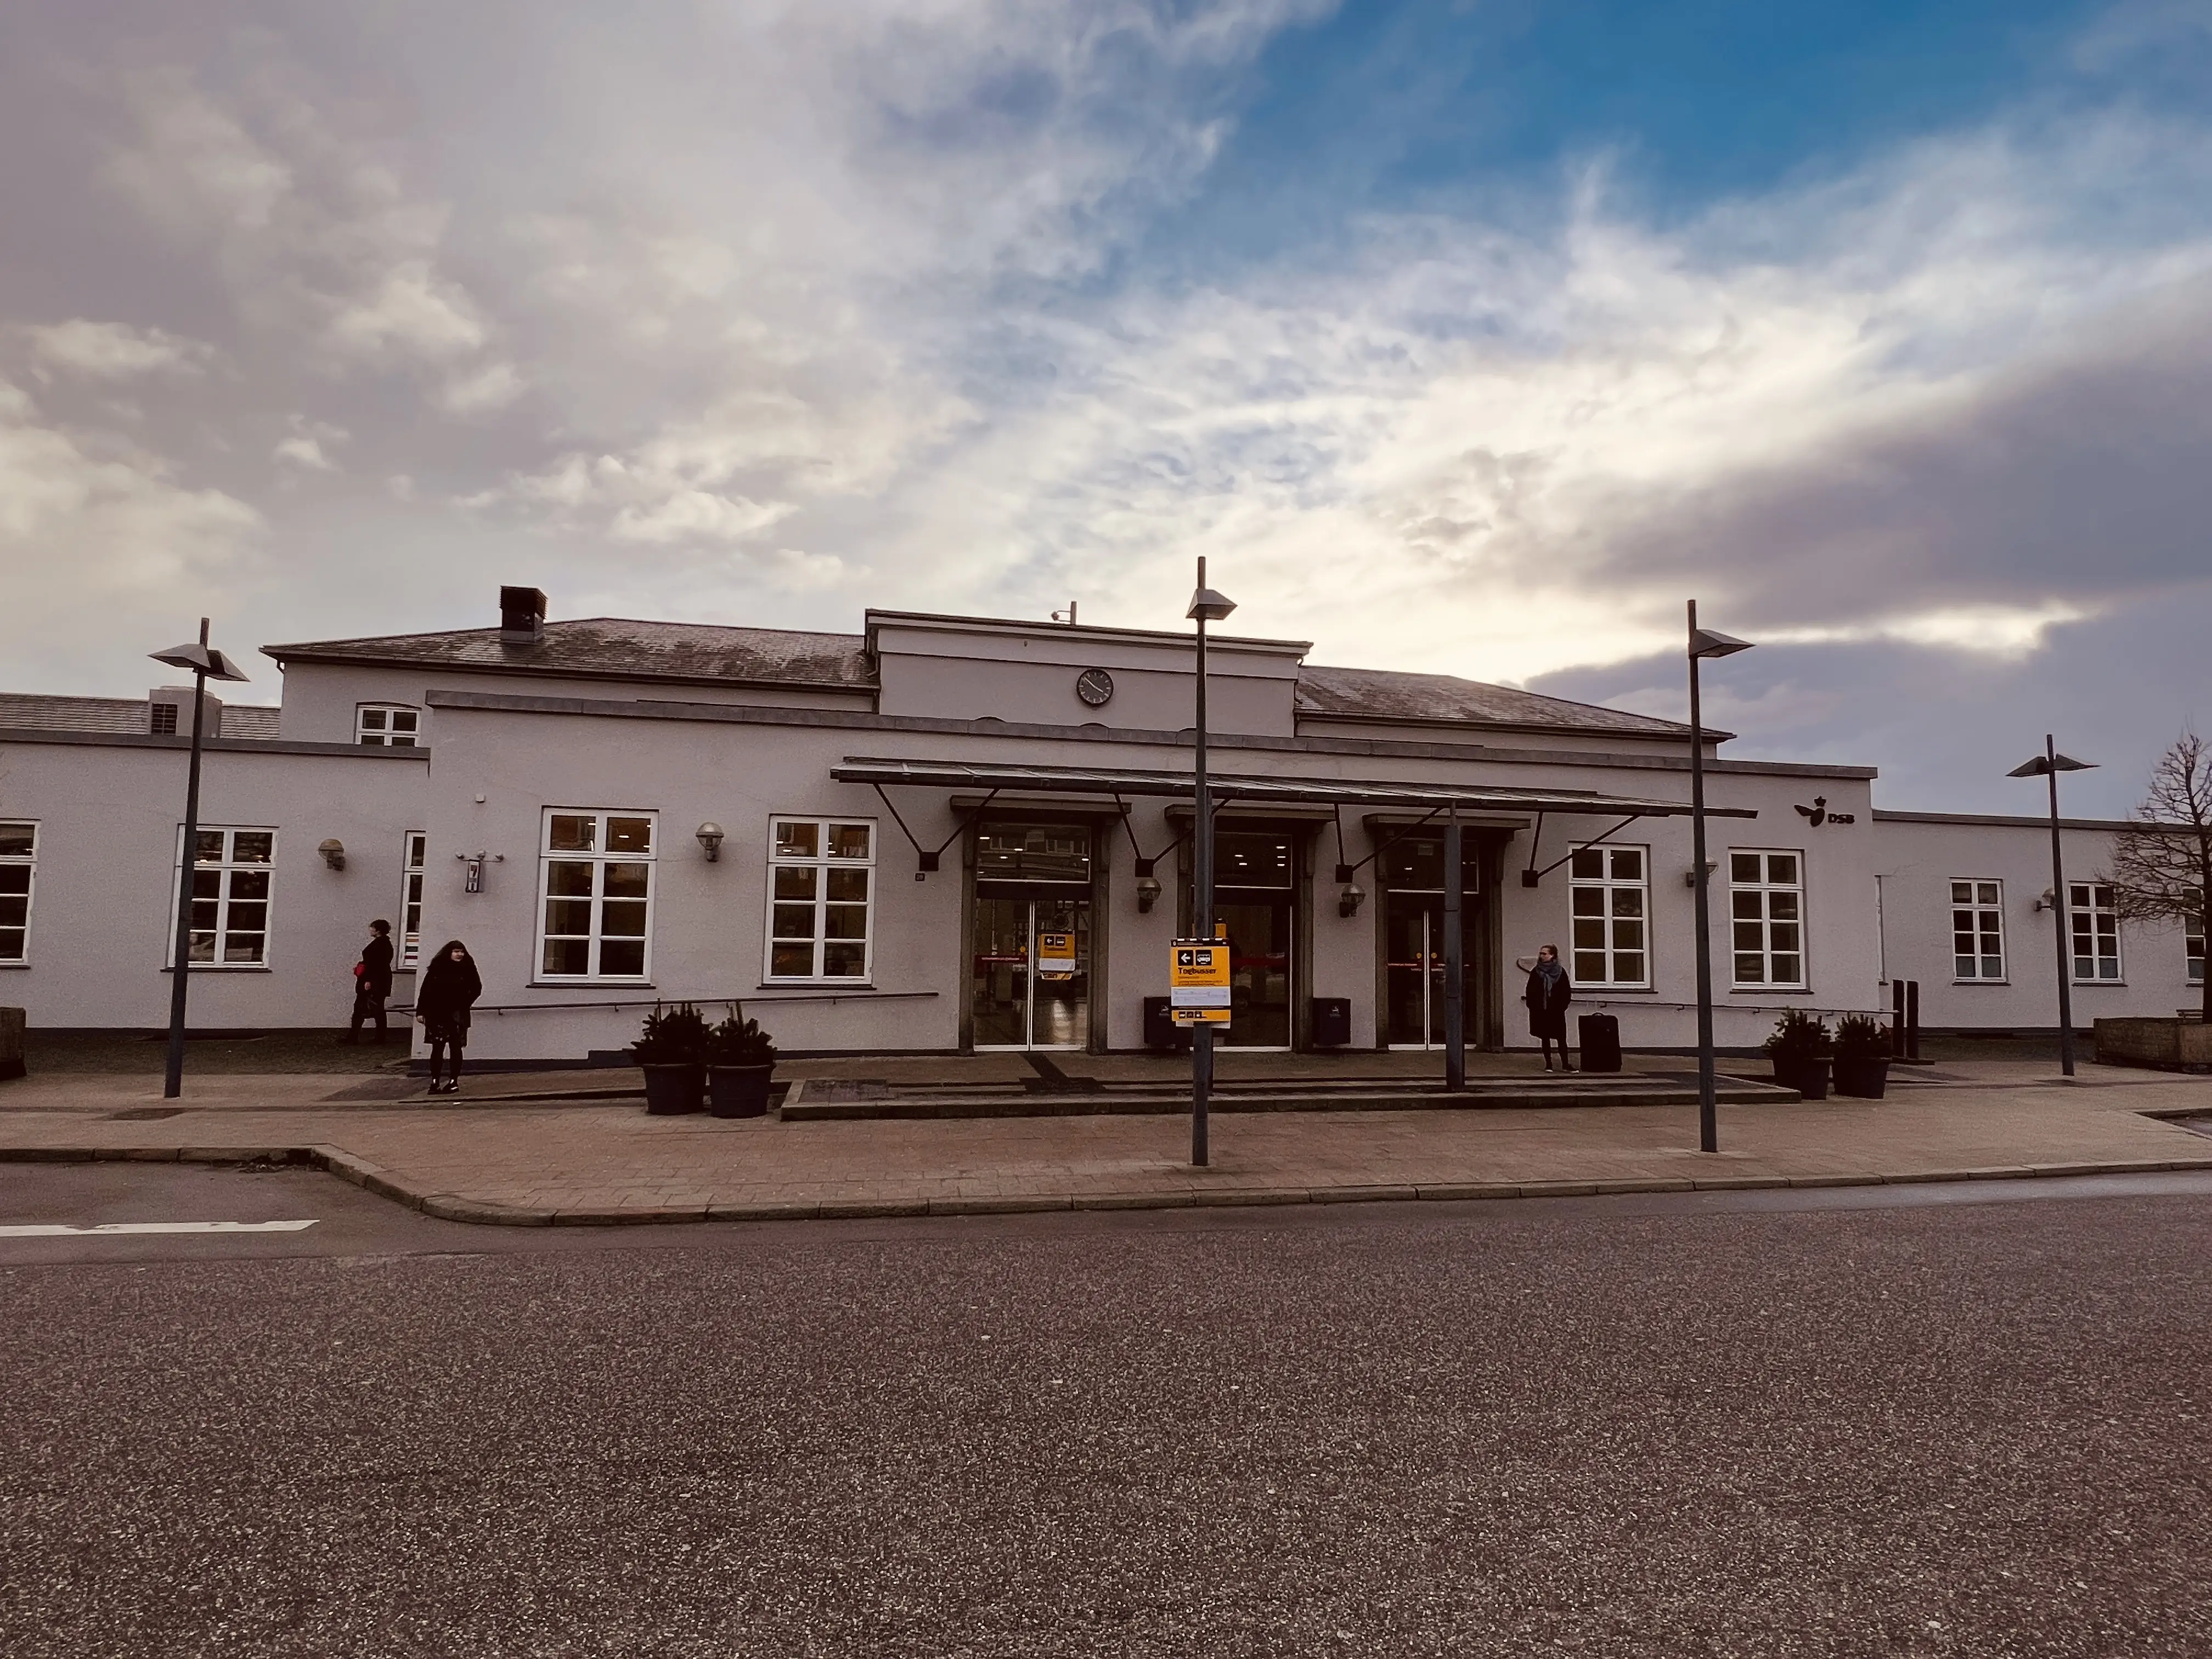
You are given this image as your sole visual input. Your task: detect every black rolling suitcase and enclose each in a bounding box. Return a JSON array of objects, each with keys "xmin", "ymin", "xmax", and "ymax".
[{"xmin": 1577, "ymin": 1013, "xmax": 1622, "ymax": 1074}]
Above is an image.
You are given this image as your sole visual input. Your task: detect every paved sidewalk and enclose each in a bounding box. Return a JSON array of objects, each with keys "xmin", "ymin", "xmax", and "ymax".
[{"xmin": 3, "ymin": 1057, "xmax": 2210, "ymax": 1224}]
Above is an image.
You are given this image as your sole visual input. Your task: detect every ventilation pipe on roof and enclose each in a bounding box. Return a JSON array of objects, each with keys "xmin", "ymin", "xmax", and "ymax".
[{"xmin": 500, "ymin": 586, "xmax": 547, "ymax": 648}]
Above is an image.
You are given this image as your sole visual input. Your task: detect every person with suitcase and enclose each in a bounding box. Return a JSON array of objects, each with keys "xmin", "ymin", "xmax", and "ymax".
[{"xmin": 1524, "ymin": 943, "xmax": 1575, "ymax": 1072}]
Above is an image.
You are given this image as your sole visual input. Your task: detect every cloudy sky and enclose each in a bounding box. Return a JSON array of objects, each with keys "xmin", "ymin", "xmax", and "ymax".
[{"xmin": 3, "ymin": 0, "xmax": 2208, "ymax": 813}]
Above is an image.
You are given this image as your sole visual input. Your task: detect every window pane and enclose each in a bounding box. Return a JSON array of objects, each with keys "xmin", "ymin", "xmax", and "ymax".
[
  {"xmin": 603, "ymin": 862, "xmax": 650, "ymax": 899},
  {"xmin": 0, "ymin": 928, "xmax": 22, "ymax": 960},
  {"xmin": 599, "ymin": 900, "xmax": 648, "ymax": 939},
  {"xmin": 607, "ymin": 817, "xmax": 653, "ymax": 855},
  {"xmin": 189, "ymin": 930, "xmax": 216, "ymax": 962},
  {"xmin": 223, "ymin": 934, "xmax": 265, "ymax": 963},
  {"xmin": 390, "ymin": 734, "xmax": 416, "ymax": 748},
  {"xmin": 1731, "ymin": 893, "xmax": 1762, "ymax": 921},
  {"xmin": 360, "ymin": 709, "xmax": 387, "ymax": 731},
  {"xmin": 0, "ymin": 823, "xmax": 33, "ymax": 856},
  {"xmin": 1768, "ymin": 891, "xmax": 1799, "ymax": 921},
  {"xmin": 1572, "ymin": 918, "xmax": 1606, "ymax": 949},
  {"xmin": 772, "ymin": 904, "xmax": 818, "ymax": 939},
  {"xmin": 195, "ymin": 830, "xmax": 225, "ymax": 862},
  {"xmin": 824, "ymin": 903, "xmax": 868, "ymax": 940},
  {"xmin": 2069, "ymin": 883, "xmax": 2089, "ymax": 908},
  {"xmin": 1730, "ymin": 854, "xmax": 1760, "ymax": 883},
  {"xmin": 1956, "ymin": 955, "xmax": 1976, "ymax": 979},
  {"xmin": 360, "ymin": 733, "xmax": 386, "ymax": 747},
  {"xmin": 774, "ymin": 867, "xmax": 817, "ymax": 900},
  {"xmin": 1976, "ymin": 883, "xmax": 1999, "ymax": 905},
  {"xmin": 827, "ymin": 868, "xmax": 869, "ymax": 902},
  {"xmin": 1575, "ymin": 951, "xmax": 1607, "ymax": 980},
  {"xmin": 549, "ymin": 815, "xmax": 596, "ymax": 853},
  {"xmin": 190, "ymin": 899, "xmax": 219, "ymax": 931},
  {"xmin": 224, "ymin": 901, "xmax": 268, "ymax": 933},
  {"xmin": 1571, "ymin": 888, "xmax": 1605, "ymax": 916},
  {"xmin": 543, "ymin": 938, "xmax": 591, "ymax": 976},
  {"xmin": 1570, "ymin": 849, "xmax": 1602, "ymax": 880},
  {"xmin": 391, "ymin": 710, "xmax": 419, "ymax": 733},
  {"xmin": 228, "ymin": 870, "xmax": 270, "ymax": 900},
  {"xmin": 0, "ymin": 867, "xmax": 27, "ymax": 896},
  {"xmin": 546, "ymin": 861, "xmax": 595, "ymax": 898},
  {"xmin": 1770, "ymin": 923, "xmax": 1801, "ymax": 952},
  {"xmin": 232, "ymin": 832, "xmax": 274, "ymax": 864},
  {"xmin": 405, "ymin": 836, "xmax": 426, "ymax": 871},
  {"xmin": 599, "ymin": 939, "xmax": 646, "ymax": 977},
  {"xmin": 823, "ymin": 942, "xmax": 867, "ymax": 977},
  {"xmin": 1982, "ymin": 956, "xmax": 2003, "ymax": 978},
  {"xmin": 1767, "ymin": 854, "xmax": 1798, "ymax": 884},
  {"xmin": 1733, "ymin": 921, "xmax": 1763, "ymax": 951},
  {"xmin": 1610, "ymin": 889, "xmax": 1643, "ymax": 918},
  {"xmin": 1611, "ymin": 849, "xmax": 1643, "ymax": 881},
  {"xmin": 0, "ymin": 897, "xmax": 26, "ymax": 927},
  {"xmin": 1615, "ymin": 952, "xmax": 1644, "ymax": 983},
  {"xmin": 1951, "ymin": 881, "xmax": 1971, "ymax": 904},
  {"xmin": 1613, "ymin": 919, "xmax": 1644, "ymax": 950},
  {"xmin": 775, "ymin": 822, "xmax": 818, "ymax": 859},
  {"xmin": 1771, "ymin": 953, "xmax": 1801, "ymax": 984},
  {"xmin": 1735, "ymin": 953, "xmax": 1764, "ymax": 982},
  {"xmin": 828, "ymin": 824, "xmax": 871, "ymax": 860},
  {"xmin": 770, "ymin": 942, "xmax": 815, "ymax": 977},
  {"xmin": 544, "ymin": 899, "xmax": 594, "ymax": 936},
  {"xmin": 191, "ymin": 871, "xmax": 221, "ymax": 900}
]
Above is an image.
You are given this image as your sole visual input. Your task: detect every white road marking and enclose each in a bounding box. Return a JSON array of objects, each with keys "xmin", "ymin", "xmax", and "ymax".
[{"xmin": 0, "ymin": 1220, "xmax": 321, "ymax": 1237}]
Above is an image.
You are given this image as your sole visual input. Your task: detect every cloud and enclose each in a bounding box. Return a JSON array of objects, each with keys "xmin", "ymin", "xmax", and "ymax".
[{"xmin": 24, "ymin": 319, "xmax": 215, "ymax": 381}]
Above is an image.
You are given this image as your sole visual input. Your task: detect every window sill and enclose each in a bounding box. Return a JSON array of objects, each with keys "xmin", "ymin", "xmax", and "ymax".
[
  {"xmin": 0, "ymin": 961, "xmax": 27, "ymax": 969},
  {"xmin": 1950, "ymin": 980, "xmax": 2011, "ymax": 987},
  {"xmin": 529, "ymin": 980, "xmax": 654, "ymax": 990},
  {"xmin": 1730, "ymin": 988, "xmax": 1809, "ymax": 996},
  {"xmin": 2069, "ymin": 981, "xmax": 2128, "ymax": 989},
  {"xmin": 758, "ymin": 981, "xmax": 877, "ymax": 991},
  {"xmin": 1581, "ymin": 985, "xmax": 1655, "ymax": 995},
  {"xmin": 161, "ymin": 964, "xmax": 274, "ymax": 973}
]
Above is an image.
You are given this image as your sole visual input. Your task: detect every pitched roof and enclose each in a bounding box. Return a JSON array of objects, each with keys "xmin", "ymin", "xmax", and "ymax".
[
  {"xmin": 1295, "ymin": 665, "xmax": 1695, "ymax": 738},
  {"xmin": 263, "ymin": 618, "xmax": 872, "ymax": 691},
  {"xmin": 0, "ymin": 693, "xmax": 280, "ymax": 739}
]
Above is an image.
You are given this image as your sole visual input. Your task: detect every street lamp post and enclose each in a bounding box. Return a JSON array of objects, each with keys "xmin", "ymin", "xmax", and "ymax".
[
  {"xmin": 2008, "ymin": 736, "xmax": 2095, "ymax": 1078},
  {"xmin": 151, "ymin": 619, "xmax": 251, "ymax": 1099},
  {"xmin": 1187, "ymin": 558, "xmax": 1236, "ymax": 1167},
  {"xmin": 1688, "ymin": 601, "xmax": 1753, "ymax": 1154}
]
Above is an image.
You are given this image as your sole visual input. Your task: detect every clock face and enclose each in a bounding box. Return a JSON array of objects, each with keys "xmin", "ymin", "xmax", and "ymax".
[{"xmin": 1075, "ymin": 668, "xmax": 1115, "ymax": 708}]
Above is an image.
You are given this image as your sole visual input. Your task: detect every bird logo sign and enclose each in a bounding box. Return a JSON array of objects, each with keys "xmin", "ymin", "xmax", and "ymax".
[{"xmin": 1792, "ymin": 795, "xmax": 1857, "ymax": 827}]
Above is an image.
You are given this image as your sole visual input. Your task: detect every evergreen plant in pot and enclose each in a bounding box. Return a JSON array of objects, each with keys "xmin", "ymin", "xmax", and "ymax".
[
  {"xmin": 706, "ymin": 1006, "xmax": 778, "ymax": 1119},
  {"xmin": 1763, "ymin": 1008, "xmax": 1833, "ymax": 1100},
  {"xmin": 1832, "ymin": 1014, "xmax": 1893, "ymax": 1099},
  {"xmin": 630, "ymin": 1002, "xmax": 710, "ymax": 1115}
]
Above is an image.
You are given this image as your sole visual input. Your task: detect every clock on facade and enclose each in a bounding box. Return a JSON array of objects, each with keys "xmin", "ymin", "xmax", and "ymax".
[{"xmin": 1075, "ymin": 668, "xmax": 1115, "ymax": 708}]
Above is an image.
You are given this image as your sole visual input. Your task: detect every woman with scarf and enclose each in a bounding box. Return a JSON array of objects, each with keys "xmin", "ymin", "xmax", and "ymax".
[
  {"xmin": 415, "ymin": 939, "xmax": 482, "ymax": 1094},
  {"xmin": 1523, "ymin": 944, "xmax": 1575, "ymax": 1073}
]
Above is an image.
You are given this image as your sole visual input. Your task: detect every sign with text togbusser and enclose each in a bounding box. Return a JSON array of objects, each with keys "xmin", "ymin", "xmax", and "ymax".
[
  {"xmin": 1170, "ymin": 939, "xmax": 1231, "ymax": 1026},
  {"xmin": 1037, "ymin": 931, "xmax": 1077, "ymax": 980}
]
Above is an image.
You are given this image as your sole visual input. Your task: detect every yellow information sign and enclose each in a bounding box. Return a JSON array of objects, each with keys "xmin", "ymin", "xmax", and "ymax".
[
  {"xmin": 1169, "ymin": 939, "xmax": 1232, "ymax": 1026},
  {"xmin": 1037, "ymin": 930, "xmax": 1077, "ymax": 980}
]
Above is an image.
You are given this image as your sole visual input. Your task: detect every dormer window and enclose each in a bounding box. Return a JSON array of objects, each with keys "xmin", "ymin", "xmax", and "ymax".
[
  {"xmin": 357, "ymin": 705, "xmax": 421, "ymax": 747},
  {"xmin": 150, "ymin": 703, "xmax": 178, "ymax": 735}
]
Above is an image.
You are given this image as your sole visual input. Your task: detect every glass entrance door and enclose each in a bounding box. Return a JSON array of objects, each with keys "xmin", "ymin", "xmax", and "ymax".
[
  {"xmin": 971, "ymin": 895, "xmax": 1091, "ymax": 1049},
  {"xmin": 1215, "ymin": 831, "xmax": 1295, "ymax": 1049},
  {"xmin": 1385, "ymin": 900, "xmax": 1445, "ymax": 1048}
]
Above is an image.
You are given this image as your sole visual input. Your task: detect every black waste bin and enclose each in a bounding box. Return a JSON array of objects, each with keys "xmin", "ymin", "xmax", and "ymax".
[
  {"xmin": 1577, "ymin": 1012, "xmax": 1622, "ymax": 1074},
  {"xmin": 1142, "ymin": 996, "xmax": 1190, "ymax": 1053},
  {"xmin": 1309, "ymin": 996, "xmax": 1352, "ymax": 1049}
]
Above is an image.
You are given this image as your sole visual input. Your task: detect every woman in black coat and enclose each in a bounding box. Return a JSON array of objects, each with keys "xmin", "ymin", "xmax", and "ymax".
[
  {"xmin": 1524, "ymin": 944, "xmax": 1575, "ymax": 1073},
  {"xmin": 415, "ymin": 940, "xmax": 482, "ymax": 1094}
]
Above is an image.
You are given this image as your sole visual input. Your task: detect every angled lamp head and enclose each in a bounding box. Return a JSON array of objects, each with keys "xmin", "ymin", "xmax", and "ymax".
[
  {"xmin": 1689, "ymin": 627, "xmax": 1753, "ymax": 662},
  {"xmin": 149, "ymin": 641, "xmax": 251, "ymax": 682},
  {"xmin": 2007, "ymin": 754, "xmax": 2096, "ymax": 778},
  {"xmin": 1186, "ymin": 586, "xmax": 1237, "ymax": 623}
]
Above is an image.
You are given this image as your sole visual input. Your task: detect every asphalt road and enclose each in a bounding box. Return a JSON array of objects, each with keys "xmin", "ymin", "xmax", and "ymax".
[{"xmin": 3, "ymin": 1167, "xmax": 2209, "ymax": 1657}]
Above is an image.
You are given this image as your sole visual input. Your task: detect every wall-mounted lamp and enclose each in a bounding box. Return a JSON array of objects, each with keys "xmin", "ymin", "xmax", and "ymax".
[
  {"xmin": 1338, "ymin": 880, "xmax": 1367, "ymax": 918},
  {"xmin": 456, "ymin": 850, "xmax": 504, "ymax": 893},
  {"xmin": 696, "ymin": 822, "xmax": 725, "ymax": 862},
  {"xmin": 317, "ymin": 838, "xmax": 346, "ymax": 871},
  {"xmin": 1683, "ymin": 861, "xmax": 1718, "ymax": 889},
  {"xmin": 1133, "ymin": 857, "xmax": 1161, "ymax": 913},
  {"xmin": 2033, "ymin": 888, "xmax": 2056, "ymax": 912}
]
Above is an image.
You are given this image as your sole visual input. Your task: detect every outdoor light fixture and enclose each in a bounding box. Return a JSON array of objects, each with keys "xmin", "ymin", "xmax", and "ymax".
[
  {"xmin": 150, "ymin": 618, "xmax": 251, "ymax": 1102},
  {"xmin": 317, "ymin": 838, "xmax": 347, "ymax": 871},
  {"xmin": 1683, "ymin": 861, "xmax": 1718, "ymax": 889},
  {"xmin": 1687, "ymin": 600, "xmax": 1755, "ymax": 1154},
  {"xmin": 696, "ymin": 821, "xmax": 725, "ymax": 862},
  {"xmin": 1338, "ymin": 879, "xmax": 1366, "ymax": 917},
  {"xmin": 1187, "ymin": 556, "xmax": 1235, "ymax": 1168},
  {"xmin": 1135, "ymin": 872, "xmax": 1163, "ymax": 912},
  {"xmin": 457, "ymin": 850, "xmax": 503, "ymax": 893},
  {"xmin": 2008, "ymin": 738, "xmax": 2096, "ymax": 1078}
]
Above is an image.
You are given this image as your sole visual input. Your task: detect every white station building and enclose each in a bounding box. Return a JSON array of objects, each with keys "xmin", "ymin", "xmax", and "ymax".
[{"xmin": 0, "ymin": 588, "xmax": 2200, "ymax": 1060}]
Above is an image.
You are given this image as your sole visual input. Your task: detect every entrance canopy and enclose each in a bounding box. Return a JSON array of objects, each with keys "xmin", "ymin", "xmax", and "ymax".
[{"xmin": 831, "ymin": 756, "xmax": 1757, "ymax": 820}]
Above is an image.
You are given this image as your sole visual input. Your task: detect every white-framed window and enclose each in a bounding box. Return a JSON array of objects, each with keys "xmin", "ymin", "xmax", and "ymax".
[
  {"xmin": 170, "ymin": 827, "xmax": 276, "ymax": 966},
  {"xmin": 765, "ymin": 818, "xmax": 873, "ymax": 981},
  {"xmin": 1729, "ymin": 850, "xmax": 1805, "ymax": 989},
  {"xmin": 538, "ymin": 810, "xmax": 656, "ymax": 981},
  {"xmin": 2069, "ymin": 882, "xmax": 2121, "ymax": 982},
  {"xmin": 399, "ymin": 831, "xmax": 427, "ymax": 967},
  {"xmin": 1569, "ymin": 844, "xmax": 1649, "ymax": 986},
  {"xmin": 1950, "ymin": 879, "xmax": 2005, "ymax": 981},
  {"xmin": 356, "ymin": 704, "xmax": 421, "ymax": 747},
  {"xmin": 0, "ymin": 821, "xmax": 35, "ymax": 963},
  {"xmin": 2188, "ymin": 889, "xmax": 2205, "ymax": 985}
]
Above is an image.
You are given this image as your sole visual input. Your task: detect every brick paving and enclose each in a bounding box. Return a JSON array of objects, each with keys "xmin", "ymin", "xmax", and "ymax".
[{"xmin": 3, "ymin": 1054, "xmax": 2210, "ymax": 1222}]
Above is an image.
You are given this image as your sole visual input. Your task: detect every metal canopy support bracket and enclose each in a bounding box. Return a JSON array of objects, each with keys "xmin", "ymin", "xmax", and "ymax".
[
  {"xmin": 1521, "ymin": 812, "xmax": 1651, "ymax": 888},
  {"xmin": 870, "ymin": 782, "xmax": 998, "ymax": 878}
]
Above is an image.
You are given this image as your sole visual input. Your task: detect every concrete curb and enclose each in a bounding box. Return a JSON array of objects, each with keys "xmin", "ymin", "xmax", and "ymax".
[{"xmin": 5, "ymin": 1143, "xmax": 2212, "ymax": 1225}]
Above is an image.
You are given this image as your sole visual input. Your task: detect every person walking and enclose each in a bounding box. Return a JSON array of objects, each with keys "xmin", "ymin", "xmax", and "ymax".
[
  {"xmin": 415, "ymin": 939, "xmax": 482, "ymax": 1094},
  {"xmin": 344, "ymin": 920, "xmax": 396, "ymax": 1044},
  {"xmin": 1524, "ymin": 943, "xmax": 1575, "ymax": 1072}
]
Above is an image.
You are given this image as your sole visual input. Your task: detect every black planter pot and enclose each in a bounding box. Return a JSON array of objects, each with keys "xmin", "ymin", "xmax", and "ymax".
[
  {"xmin": 641, "ymin": 1062, "xmax": 706, "ymax": 1115},
  {"xmin": 1833, "ymin": 1056, "xmax": 1891, "ymax": 1099},
  {"xmin": 1771, "ymin": 1054, "xmax": 1833, "ymax": 1101},
  {"xmin": 708, "ymin": 1063, "xmax": 774, "ymax": 1119}
]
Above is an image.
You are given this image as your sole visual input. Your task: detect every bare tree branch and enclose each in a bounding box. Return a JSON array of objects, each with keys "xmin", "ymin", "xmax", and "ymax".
[{"xmin": 2107, "ymin": 732, "xmax": 2212, "ymax": 1016}]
